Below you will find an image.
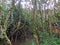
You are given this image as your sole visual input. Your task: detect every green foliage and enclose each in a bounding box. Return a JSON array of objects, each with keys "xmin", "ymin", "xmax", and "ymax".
[
  {"xmin": 21, "ymin": 9, "xmax": 60, "ymax": 45},
  {"xmin": 0, "ymin": 2, "xmax": 60, "ymax": 45},
  {"xmin": 40, "ymin": 31, "xmax": 60, "ymax": 45},
  {"xmin": 55, "ymin": 10, "xmax": 60, "ymax": 21},
  {"xmin": 0, "ymin": 6, "xmax": 2, "ymax": 10},
  {"xmin": 40, "ymin": 37, "xmax": 60, "ymax": 45}
]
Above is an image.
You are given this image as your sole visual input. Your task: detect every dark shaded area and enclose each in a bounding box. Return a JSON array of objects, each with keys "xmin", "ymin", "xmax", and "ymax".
[
  {"xmin": 6, "ymin": 19, "xmax": 33, "ymax": 45},
  {"xmin": 52, "ymin": 22, "xmax": 60, "ymax": 27},
  {"xmin": 51, "ymin": 22, "xmax": 60, "ymax": 38}
]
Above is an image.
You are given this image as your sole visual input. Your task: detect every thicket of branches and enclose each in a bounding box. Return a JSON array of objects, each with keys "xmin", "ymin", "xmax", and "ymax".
[{"xmin": 0, "ymin": 0, "xmax": 60, "ymax": 45}]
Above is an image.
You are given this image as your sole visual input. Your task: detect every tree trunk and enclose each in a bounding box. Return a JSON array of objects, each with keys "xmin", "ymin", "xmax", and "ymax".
[
  {"xmin": 0, "ymin": 8, "xmax": 12, "ymax": 45},
  {"xmin": 32, "ymin": 0, "xmax": 39, "ymax": 45}
]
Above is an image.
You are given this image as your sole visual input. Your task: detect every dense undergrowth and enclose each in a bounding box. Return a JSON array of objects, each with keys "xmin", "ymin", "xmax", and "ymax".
[{"xmin": 0, "ymin": 5, "xmax": 60, "ymax": 45}]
